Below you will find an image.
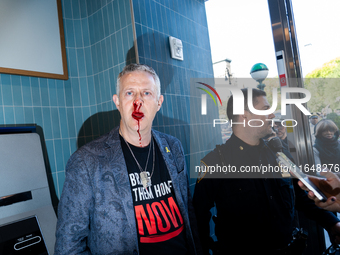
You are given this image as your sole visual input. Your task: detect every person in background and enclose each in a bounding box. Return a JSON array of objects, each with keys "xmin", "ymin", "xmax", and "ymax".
[
  {"xmin": 273, "ymin": 112, "xmax": 289, "ymax": 150},
  {"xmin": 193, "ymin": 88, "xmax": 340, "ymax": 255},
  {"xmin": 310, "ymin": 114, "xmax": 319, "ymax": 143},
  {"xmin": 297, "ymin": 120, "xmax": 340, "ymax": 214},
  {"xmin": 313, "ymin": 119, "xmax": 340, "ymax": 167},
  {"xmin": 275, "ymin": 121, "xmax": 287, "ymax": 143},
  {"xmin": 55, "ymin": 64, "xmax": 201, "ymax": 255}
]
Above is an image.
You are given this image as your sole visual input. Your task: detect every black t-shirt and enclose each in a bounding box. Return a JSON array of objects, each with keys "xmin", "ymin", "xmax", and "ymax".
[{"xmin": 120, "ymin": 135, "xmax": 188, "ymax": 255}]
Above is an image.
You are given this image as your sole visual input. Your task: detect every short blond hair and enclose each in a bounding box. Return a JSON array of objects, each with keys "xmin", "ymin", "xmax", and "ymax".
[{"xmin": 116, "ymin": 63, "xmax": 161, "ymax": 99}]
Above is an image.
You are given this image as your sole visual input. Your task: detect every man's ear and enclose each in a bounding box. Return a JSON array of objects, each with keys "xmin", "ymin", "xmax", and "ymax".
[
  {"xmin": 112, "ymin": 95, "xmax": 120, "ymax": 110},
  {"xmin": 157, "ymin": 95, "xmax": 164, "ymax": 111},
  {"xmin": 242, "ymin": 110, "xmax": 251, "ymax": 120}
]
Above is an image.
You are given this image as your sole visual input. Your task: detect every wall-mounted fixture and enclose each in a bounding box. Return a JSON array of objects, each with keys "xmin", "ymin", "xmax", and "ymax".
[
  {"xmin": 169, "ymin": 36, "xmax": 184, "ymax": 61},
  {"xmin": 0, "ymin": 0, "xmax": 68, "ymax": 80}
]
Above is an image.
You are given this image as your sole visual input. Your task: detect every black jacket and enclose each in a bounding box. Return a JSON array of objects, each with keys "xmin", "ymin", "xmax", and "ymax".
[{"xmin": 193, "ymin": 134, "xmax": 339, "ymax": 254}]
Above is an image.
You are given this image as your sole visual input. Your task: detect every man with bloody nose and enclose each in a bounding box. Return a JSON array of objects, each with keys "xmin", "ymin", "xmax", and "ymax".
[
  {"xmin": 112, "ymin": 65, "xmax": 163, "ymax": 148},
  {"xmin": 55, "ymin": 64, "xmax": 201, "ymax": 255}
]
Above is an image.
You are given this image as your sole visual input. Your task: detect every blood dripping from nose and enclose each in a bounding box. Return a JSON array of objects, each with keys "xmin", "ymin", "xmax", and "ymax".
[{"xmin": 132, "ymin": 102, "xmax": 144, "ymax": 147}]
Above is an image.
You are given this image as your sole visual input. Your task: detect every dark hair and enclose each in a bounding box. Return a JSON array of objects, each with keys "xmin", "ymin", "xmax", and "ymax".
[
  {"xmin": 226, "ymin": 88, "xmax": 266, "ymax": 121},
  {"xmin": 315, "ymin": 119, "xmax": 339, "ymax": 137}
]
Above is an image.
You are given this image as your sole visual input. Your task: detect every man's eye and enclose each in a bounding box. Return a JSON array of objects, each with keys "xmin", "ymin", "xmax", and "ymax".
[
  {"xmin": 144, "ymin": 92, "xmax": 150, "ymax": 96},
  {"xmin": 126, "ymin": 92, "xmax": 133, "ymax": 96}
]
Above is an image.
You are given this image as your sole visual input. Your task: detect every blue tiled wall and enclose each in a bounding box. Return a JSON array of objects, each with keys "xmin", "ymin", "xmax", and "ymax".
[
  {"xmin": 131, "ymin": 0, "xmax": 220, "ymax": 192},
  {"xmin": 0, "ymin": 0, "xmax": 134, "ymax": 199},
  {"xmin": 0, "ymin": 0, "xmax": 218, "ymax": 204}
]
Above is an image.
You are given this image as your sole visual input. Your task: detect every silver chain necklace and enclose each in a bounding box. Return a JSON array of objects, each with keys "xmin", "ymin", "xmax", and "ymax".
[{"xmin": 120, "ymin": 131, "xmax": 155, "ymax": 189}]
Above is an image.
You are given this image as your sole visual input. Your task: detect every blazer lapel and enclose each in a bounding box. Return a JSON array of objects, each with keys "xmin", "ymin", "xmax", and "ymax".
[
  {"xmin": 152, "ymin": 131, "xmax": 186, "ymax": 209},
  {"xmin": 106, "ymin": 127, "xmax": 137, "ymax": 233}
]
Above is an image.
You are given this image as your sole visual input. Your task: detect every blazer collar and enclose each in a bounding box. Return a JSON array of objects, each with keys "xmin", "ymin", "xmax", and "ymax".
[{"xmin": 106, "ymin": 127, "xmax": 182, "ymax": 174}]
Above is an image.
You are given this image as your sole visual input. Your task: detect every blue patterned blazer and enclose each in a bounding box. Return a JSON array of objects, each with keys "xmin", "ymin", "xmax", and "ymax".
[{"xmin": 55, "ymin": 126, "xmax": 201, "ymax": 255}]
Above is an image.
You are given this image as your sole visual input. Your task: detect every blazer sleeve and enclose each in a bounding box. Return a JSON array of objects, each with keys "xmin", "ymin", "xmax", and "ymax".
[{"xmin": 54, "ymin": 151, "xmax": 93, "ymax": 255}]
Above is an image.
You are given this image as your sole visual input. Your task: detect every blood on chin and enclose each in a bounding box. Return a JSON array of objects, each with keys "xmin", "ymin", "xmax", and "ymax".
[{"xmin": 131, "ymin": 115, "xmax": 146, "ymax": 130}]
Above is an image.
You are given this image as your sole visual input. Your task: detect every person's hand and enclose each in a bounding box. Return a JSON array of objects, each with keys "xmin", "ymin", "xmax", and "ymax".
[
  {"xmin": 330, "ymin": 222, "xmax": 340, "ymax": 244},
  {"xmin": 297, "ymin": 170, "xmax": 340, "ymax": 212}
]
